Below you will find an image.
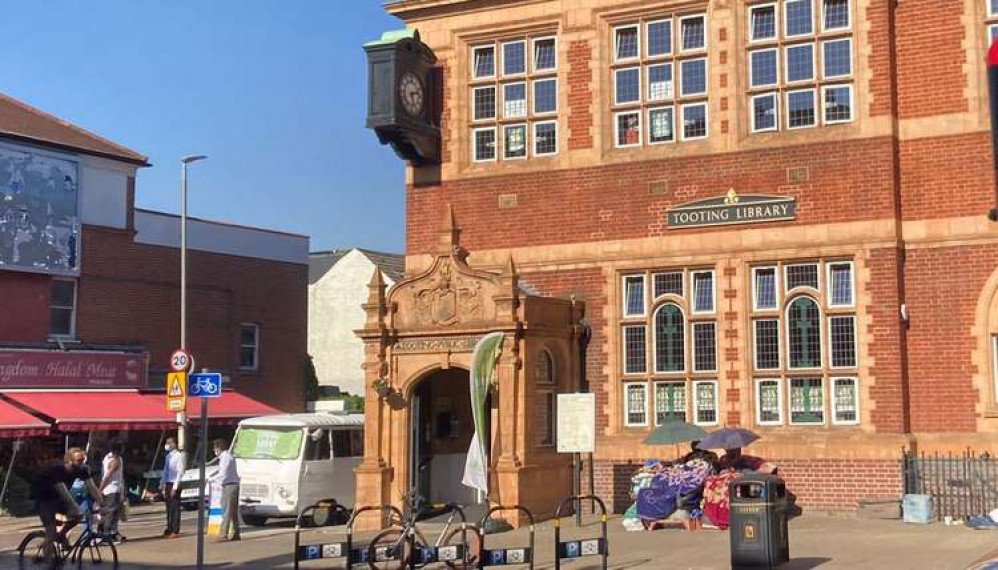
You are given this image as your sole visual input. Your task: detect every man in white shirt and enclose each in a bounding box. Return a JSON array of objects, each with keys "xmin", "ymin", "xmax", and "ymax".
[
  {"xmin": 99, "ymin": 441, "xmax": 126, "ymax": 544},
  {"xmin": 209, "ymin": 438, "xmax": 240, "ymax": 542},
  {"xmin": 159, "ymin": 437, "xmax": 185, "ymax": 537}
]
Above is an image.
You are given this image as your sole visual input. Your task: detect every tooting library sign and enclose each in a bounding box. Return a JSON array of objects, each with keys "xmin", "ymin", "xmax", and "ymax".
[{"xmin": 668, "ymin": 190, "xmax": 796, "ymax": 229}]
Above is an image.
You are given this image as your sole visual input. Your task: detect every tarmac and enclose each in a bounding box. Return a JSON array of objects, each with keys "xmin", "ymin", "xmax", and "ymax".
[{"xmin": 0, "ymin": 504, "xmax": 994, "ymax": 569}]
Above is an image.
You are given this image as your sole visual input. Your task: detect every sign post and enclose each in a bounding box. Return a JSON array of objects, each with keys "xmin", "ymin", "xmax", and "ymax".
[
  {"xmin": 557, "ymin": 393, "xmax": 596, "ymax": 526},
  {"xmin": 188, "ymin": 370, "xmax": 222, "ymax": 569}
]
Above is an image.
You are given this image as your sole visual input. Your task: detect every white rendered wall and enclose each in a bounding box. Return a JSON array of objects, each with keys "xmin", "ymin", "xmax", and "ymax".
[{"xmin": 308, "ymin": 250, "xmax": 396, "ymax": 396}]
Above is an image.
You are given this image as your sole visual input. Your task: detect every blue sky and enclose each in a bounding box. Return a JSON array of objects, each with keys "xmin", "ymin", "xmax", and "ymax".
[{"xmin": 0, "ymin": 1, "xmax": 406, "ymax": 253}]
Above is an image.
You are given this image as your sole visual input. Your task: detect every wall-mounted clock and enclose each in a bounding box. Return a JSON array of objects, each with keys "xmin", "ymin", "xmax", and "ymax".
[{"xmin": 398, "ymin": 72, "xmax": 425, "ymax": 117}]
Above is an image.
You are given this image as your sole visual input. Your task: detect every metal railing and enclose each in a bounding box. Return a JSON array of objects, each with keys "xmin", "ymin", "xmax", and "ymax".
[{"xmin": 902, "ymin": 448, "xmax": 998, "ymax": 520}]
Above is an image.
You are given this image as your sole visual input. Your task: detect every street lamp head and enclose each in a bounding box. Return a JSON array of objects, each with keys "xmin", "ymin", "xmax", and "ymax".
[{"xmin": 181, "ymin": 154, "xmax": 208, "ymax": 164}]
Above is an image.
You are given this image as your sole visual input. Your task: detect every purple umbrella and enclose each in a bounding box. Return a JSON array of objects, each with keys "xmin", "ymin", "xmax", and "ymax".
[{"xmin": 695, "ymin": 427, "xmax": 760, "ymax": 450}]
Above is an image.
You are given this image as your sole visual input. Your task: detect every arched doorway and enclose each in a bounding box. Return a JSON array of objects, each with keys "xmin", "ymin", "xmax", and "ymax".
[{"xmin": 410, "ymin": 368, "xmax": 486, "ymax": 506}]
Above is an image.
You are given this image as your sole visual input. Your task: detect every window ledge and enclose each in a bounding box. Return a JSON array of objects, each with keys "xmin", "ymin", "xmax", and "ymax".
[{"xmin": 984, "ymin": 407, "xmax": 998, "ymax": 419}]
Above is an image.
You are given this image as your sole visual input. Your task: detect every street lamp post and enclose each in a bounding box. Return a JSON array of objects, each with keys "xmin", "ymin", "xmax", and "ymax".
[{"xmin": 178, "ymin": 155, "xmax": 207, "ymax": 451}]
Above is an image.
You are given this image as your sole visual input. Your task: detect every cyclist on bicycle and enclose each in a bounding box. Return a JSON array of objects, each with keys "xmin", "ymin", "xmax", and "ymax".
[{"xmin": 29, "ymin": 448, "xmax": 102, "ymax": 558}]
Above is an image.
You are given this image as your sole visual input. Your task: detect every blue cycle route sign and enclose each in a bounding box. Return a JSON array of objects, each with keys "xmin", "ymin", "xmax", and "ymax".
[{"xmin": 188, "ymin": 372, "xmax": 222, "ymax": 398}]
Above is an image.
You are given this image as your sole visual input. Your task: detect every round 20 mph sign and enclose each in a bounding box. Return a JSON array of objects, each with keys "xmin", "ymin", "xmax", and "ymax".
[{"xmin": 170, "ymin": 349, "xmax": 192, "ymax": 372}]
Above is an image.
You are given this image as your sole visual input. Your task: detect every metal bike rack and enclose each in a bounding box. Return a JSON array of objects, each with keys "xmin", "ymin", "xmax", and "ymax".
[
  {"xmin": 553, "ymin": 495, "xmax": 608, "ymax": 570},
  {"xmin": 407, "ymin": 502, "xmax": 471, "ymax": 569},
  {"xmin": 477, "ymin": 505, "xmax": 534, "ymax": 569},
  {"xmin": 293, "ymin": 502, "xmax": 403, "ymax": 570}
]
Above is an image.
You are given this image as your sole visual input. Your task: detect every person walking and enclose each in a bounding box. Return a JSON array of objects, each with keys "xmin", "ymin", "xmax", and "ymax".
[
  {"xmin": 99, "ymin": 441, "xmax": 126, "ymax": 544},
  {"xmin": 210, "ymin": 438, "xmax": 241, "ymax": 542},
  {"xmin": 160, "ymin": 437, "xmax": 186, "ymax": 538}
]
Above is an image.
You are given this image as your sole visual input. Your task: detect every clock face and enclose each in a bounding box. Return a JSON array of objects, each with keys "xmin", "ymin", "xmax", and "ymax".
[{"xmin": 398, "ymin": 72, "xmax": 425, "ymax": 117}]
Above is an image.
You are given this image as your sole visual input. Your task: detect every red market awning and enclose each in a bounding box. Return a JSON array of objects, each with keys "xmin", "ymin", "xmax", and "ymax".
[
  {"xmin": 179, "ymin": 391, "xmax": 279, "ymax": 425},
  {"xmin": 3, "ymin": 390, "xmax": 177, "ymax": 432},
  {"xmin": 0, "ymin": 398, "xmax": 50, "ymax": 438}
]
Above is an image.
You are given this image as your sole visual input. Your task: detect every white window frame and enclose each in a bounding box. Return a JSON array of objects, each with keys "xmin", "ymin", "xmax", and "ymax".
[
  {"xmin": 645, "ymin": 18, "xmax": 674, "ymax": 59},
  {"xmin": 654, "ymin": 381, "xmax": 688, "ymax": 425},
  {"xmin": 752, "ymin": 266, "xmax": 781, "ymax": 311},
  {"xmin": 647, "ymin": 106, "xmax": 676, "ymax": 145},
  {"xmin": 784, "ymin": 42, "xmax": 816, "ymax": 84},
  {"xmin": 820, "ymin": 0, "xmax": 852, "ymax": 32},
  {"xmin": 531, "ymin": 36, "xmax": 558, "ymax": 73},
  {"xmin": 652, "ymin": 303, "xmax": 687, "ymax": 374},
  {"xmin": 471, "ymin": 127, "xmax": 498, "ymax": 163},
  {"xmin": 788, "ymin": 377, "xmax": 826, "ymax": 426},
  {"xmin": 49, "ymin": 278, "xmax": 77, "ymax": 340},
  {"xmin": 679, "ymin": 57, "xmax": 709, "ymax": 97},
  {"xmin": 784, "ymin": 0, "xmax": 815, "ymax": 39},
  {"xmin": 692, "ymin": 321, "xmax": 718, "ymax": 373},
  {"xmin": 786, "ymin": 296, "xmax": 823, "ymax": 370},
  {"xmin": 692, "ymin": 380, "xmax": 720, "ymax": 426},
  {"xmin": 622, "ymin": 324, "xmax": 648, "ymax": 375},
  {"xmin": 749, "ymin": 48, "xmax": 780, "ymax": 89},
  {"xmin": 822, "ymin": 83, "xmax": 854, "ymax": 125},
  {"xmin": 531, "ymin": 78, "xmax": 558, "ymax": 116},
  {"xmin": 991, "ymin": 23, "xmax": 998, "ymax": 45},
  {"xmin": 750, "ymin": 92, "xmax": 780, "ymax": 133},
  {"xmin": 679, "ymin": 13, "xmax": 708, "ymax": 54},
  {"xmin": 827, "ymin": 315, "xmax": 858, "ymax": 370},
  {"xmin": 755, "ymin": 378, "xmax": 784, "ymax": 426},
  {"xmin": 501, "ymin": 40, "xmax": 527, "ymax": 77},
  {"xmin": 502, "ymin": 82, "xmax": 528, "ymax": 119},
  {"xmin": 471, "ymin": 44, "xmax": 497, "ymax": 80},
  {"xmin": 821, "ymin": 38, "xmax": 853, "ymax": 79},
  {"xmin": 646, "ymin": 62, "xmax": 674, "ymax": 102},
  {"xmin": 753, "ymin": 319, "xmax": 782, "ymax": 371},
  {"xmin": 471, "ymin": 85, "xmax": 497, "ymax": 122},
  {"xmin": 624, "ymin": 382, "xmax": 650, "ymax": 426},
  {"xmin": 239, "ymin": 322, "xmax": 260, "ymax": 371},
  {"xmin": 691, "ymin": 269, "xmax": 716, "ymax": 314},
  {"xmin": 502, "ymin": 123, "xmax": 529, "ymax": 161},
  {"xmin": 680, "ymin": 102, "xmax": 709, "ymax": 141},
  {"xmin": 614, "ymin": 110, "xmax": 643, "ymax": 148},
  {"xmin": 784, "ymin": 262, "xmax": 820, "ymax": 292},
  {"xmin": 826, "ymin": 261, "xmax": 855, "ymax": 307},
  {"xmin": 613, "ymin": 24, "xmax": 641, "ymax": 62},
  {"xmin": 785, "ymin": 88, "xmax": 817, "ymax": 130},
  {"xmin": 622, "ymin": 274, "xmax": 647, "ymax": 317},
  {"xmin": 532, "ymin": 121, "xmax": 558, "ymax": 157},
  {"xmin": 830, "ymin": 376, "xmax": 860, "ymax": 425},
  {"xmin": 614, "ymin": 66, "xmax": 642, "ymax": 106},
  {"xmin": 749, "ymin": 3, "xmax": 778, "ymax": 43},
  {"xmin": 653, "ymin": 270, "xmax": 685, "ymax": 298}
]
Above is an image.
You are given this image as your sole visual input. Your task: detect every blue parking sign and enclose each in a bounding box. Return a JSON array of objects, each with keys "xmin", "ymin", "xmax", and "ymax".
[{"xmin": 188, "ymin": 372, "xmax": 222, "ymax": 398}]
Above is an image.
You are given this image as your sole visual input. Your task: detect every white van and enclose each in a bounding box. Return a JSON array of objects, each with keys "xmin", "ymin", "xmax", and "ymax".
[{"xmin": 233, "ymin": 412, "xmax": 364, "ymax": 526}]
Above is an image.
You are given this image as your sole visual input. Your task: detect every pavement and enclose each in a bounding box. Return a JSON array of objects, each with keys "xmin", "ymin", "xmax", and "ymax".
[{"xmin": 0, "ymin": 505, "xmax": 995, "ymax": 569}]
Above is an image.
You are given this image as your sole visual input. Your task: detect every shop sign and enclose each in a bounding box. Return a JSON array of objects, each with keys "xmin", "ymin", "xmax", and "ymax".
[
  {"xmin": 0, "ymin": 349, "xmax": 148, "ymax": 388},
  {"xmin": 667, "ymin": 189, "xmax": 796, "ymax": 229}
]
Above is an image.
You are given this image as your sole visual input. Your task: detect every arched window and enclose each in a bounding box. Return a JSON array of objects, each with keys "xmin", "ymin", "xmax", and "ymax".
[
  {"xmin": 788, "ymin": 296, "xmax": 821, "ymax": 368},
  {"xmin": 539, "ymin": 349, "xmax": 556, "ymax": 384},
  {"xmin": 654, "ymin": 303, "xmax": 685, "ymax": 372}
]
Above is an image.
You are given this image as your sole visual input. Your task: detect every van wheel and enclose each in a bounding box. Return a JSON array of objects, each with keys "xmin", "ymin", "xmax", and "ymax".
[{"xmin": 242, "ymin": 514, "xmax": 268, "ymax": 527}]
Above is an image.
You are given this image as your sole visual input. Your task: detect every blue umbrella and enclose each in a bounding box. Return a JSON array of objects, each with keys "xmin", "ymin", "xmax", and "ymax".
[{"xmin": 695, "ymin": 427, "xmax": 760, "ymax": 450}]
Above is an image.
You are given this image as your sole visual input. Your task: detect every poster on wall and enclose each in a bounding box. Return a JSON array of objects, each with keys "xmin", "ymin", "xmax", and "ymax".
[{"xmin": 0, "ymin": 146, "xmax": 80, "ymax": 275}]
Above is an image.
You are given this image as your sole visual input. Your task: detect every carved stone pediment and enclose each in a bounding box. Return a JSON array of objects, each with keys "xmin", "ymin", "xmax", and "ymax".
[{"xmin": 390, "ymin": 253, "xmax": 511, "ymax": 331}]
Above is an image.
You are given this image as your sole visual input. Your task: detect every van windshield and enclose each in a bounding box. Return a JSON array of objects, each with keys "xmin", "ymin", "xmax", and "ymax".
[{"xmin": 232, "ymin": 427, "xmax": 303, "ymax": 460}]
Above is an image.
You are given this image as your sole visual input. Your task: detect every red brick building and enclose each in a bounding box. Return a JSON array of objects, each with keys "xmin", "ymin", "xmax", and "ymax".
[
  {"xmin": 0, "ymin": 93, "xmax": 308, "ymax": 428},
  {"xmin": 358, "ymin": 0, "xmax": 998, "ymax": 516}
]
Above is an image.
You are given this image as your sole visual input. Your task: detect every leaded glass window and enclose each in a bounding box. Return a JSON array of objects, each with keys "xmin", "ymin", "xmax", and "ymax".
[
  {"xmin": 625, "ymin": 383, "xmax": 648, "ymax": 425},
  {"xmin": 754, "ymin": 319, "xmax": 781, "ymax": 370},
  {"xmin": 829, "ymin": 316, "xmax": 856, "ymax": 368},
  {"xmin": 789, "ymin": 296, "xmax": 821, "ymax": 368},
  {"xmin": 790, "ymin": 377, "xmax": 824, "ymax": 424},
  {"xmin": 832, "ymin": 377, "xmax": 858, "ymax": 424},
  {"xmin": 693, "ymin": 381, "xmax": 718, "ymax": 425},
  {"xmin": 655, "ymin": 382, "xmax": 686, "ymax": 424},
  {"xmin": 786, "ymin": 263, "xmax": 819, "ymax": 290},
  {"xmin": 693, "ymin": 322, "xmax": 717, "ymax": 372},
  {"xmin": 623, "ymin": 325, "xmax": 647, "ymax": 374},
  {"xmin": 655, "ymin": 304, "xmax": 685, "ymax": 372},
  {"xmin": 756, "ymin": 379, "xmax": 782, "ymax": 424},
  {"xmin": 654, "ymin": 272, "xmax": 684, "ymax": 298}
]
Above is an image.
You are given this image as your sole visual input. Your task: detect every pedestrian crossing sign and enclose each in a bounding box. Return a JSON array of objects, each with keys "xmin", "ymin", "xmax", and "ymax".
[{"xmin": 166, "ymin": 372, "xmax": 187, "ymax": 411}]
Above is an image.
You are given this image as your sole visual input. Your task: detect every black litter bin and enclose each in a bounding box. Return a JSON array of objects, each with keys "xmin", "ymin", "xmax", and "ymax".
[{"xmin": 729, "ymin": 473, "xmax": 790, "ymax": 568}]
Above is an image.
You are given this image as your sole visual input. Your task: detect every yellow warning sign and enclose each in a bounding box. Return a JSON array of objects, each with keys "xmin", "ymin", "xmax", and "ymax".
[{"xmin": 166, "ymin": 372, "xmax": 187, "ymax": 411}]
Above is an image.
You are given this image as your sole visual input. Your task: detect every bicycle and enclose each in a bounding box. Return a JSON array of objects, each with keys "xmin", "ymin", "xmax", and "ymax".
[
  {"xmin": 366, "ymin": 489, "xmax": 481, "ymax": 570},
  {"xmin": 18, "ymin": 499, "xmax": 118, "ymax": 569}
]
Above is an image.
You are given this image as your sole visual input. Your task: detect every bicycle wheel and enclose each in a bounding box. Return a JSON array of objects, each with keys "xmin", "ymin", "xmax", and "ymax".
[
  {"xmin": 366, "ymin": 527, "xmax": 409, "ymax": 570},
  {"xmin": 73, "ymin": 535, "xmax": 118, "ymax": 569},
  {"xmin": 18, "ymin": 531, "xmax": 56, "ymax": 569},
  {"xmin": 442, "ymin": 525, "xmax": 481, "ymax": 570}
]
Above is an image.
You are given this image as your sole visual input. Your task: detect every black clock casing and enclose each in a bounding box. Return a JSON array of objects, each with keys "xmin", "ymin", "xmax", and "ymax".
[{"xmin": 365, "ymin": 29, "xmax": 440, "ymax": 165}]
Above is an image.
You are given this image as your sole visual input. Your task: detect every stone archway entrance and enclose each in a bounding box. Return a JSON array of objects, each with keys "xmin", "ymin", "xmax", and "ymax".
[
  {"xmin": 354, "ymin": 206, "xmax": 587, "ymax": 526},
  {"xmin": 410, "ymin": 367, "xmax": 480, "ymax": 506}
]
